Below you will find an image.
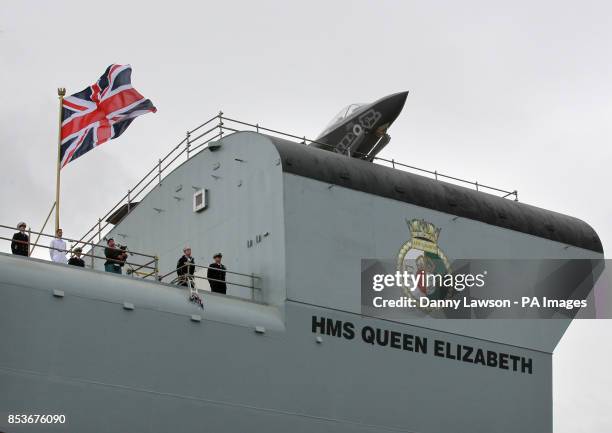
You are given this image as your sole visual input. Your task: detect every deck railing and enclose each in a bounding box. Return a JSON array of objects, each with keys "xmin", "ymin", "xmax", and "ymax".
[
  {"xmin": 0, "ymin": 224, "xmax": 263, "ymax": 302},
  {"xmin": 75, "ymin": 113, "xmax": 519, "ymax": 248},
  {"xmin": 0, "ymin": 223, "xmax": 159, "ymax": 279},
  {"xmin": 159, "ymin": 264, "xmax": 261, "ymax": 301}
]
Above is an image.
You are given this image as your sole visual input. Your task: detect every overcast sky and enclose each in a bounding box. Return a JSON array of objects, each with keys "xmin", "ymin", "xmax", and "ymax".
[{"xmin": 1, "ymin": 1, "xmax": 610, "ymax": 431}]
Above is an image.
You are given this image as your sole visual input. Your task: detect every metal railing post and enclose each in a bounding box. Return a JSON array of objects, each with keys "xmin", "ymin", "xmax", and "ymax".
[
  {"xmin": 434, "ymin": 170, "xmax": 438, "ymax": 180},
  {"xmin": 127, "ymin": 189, "xmax": 131, "ymax": 212},
  {"xmin": 158, "ymin": 159, "xmax": 162, "ymax": 186},
  {"xmin": 475, "ymin": 181, "xmax": 479, "ymax": 191},
  {"xmin": 218, "ymin": 111, "xmax": 224, "ymax": 138},
  {"xmin": 154, "ymin": 256, "xmax": 159, "ymax": 280},
  {"xmin": 93, "ymin": 218, "xmax": 101, "ymax": 268},
  {"xmin": 251, "ymin": 273, "xmax": 255, "ymax": 301},
  {"xmin": 186, "ymin": 131, "xmax": 191, "ymax": 159}
]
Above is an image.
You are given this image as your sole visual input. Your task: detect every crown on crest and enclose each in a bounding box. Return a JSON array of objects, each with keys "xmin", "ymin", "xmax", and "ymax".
[{"xmin": 408, "ymin": 219, "xmax": 441, "ymax": 243}]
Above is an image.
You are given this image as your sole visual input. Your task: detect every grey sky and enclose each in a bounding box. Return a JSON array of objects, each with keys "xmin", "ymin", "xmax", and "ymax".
[{"xmin": 1, "ymin": 1, "xmax": 610, "ymax": 431}]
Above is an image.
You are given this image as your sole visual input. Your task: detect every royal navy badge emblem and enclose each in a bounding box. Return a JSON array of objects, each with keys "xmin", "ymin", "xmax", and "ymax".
[{"xmin": 396, "ymin": 219, "xmax": 454, "ymax": 311}]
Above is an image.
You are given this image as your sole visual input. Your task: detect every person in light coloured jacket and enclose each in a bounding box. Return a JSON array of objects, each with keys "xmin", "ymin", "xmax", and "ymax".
[{"xmin": 49, "ymin": 228, "xmax": 68, "ymax": 264}]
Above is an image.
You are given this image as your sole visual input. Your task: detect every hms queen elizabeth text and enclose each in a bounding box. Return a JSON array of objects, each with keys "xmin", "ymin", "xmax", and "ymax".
[{"xmin": 311, "ymin": 316, "xmax": 533, "ymax": 374}]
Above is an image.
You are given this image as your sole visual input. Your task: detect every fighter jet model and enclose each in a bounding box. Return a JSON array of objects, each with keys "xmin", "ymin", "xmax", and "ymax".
[{"xmin": 310, "ymin": 91, "xmax": 408, "ymax": 161}]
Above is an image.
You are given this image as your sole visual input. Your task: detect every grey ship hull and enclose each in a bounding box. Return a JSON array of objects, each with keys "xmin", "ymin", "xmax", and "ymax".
[
  {"xmin": 0, "ymin": 254, "xmax": 552, "ymax": 433},
  {"xmin": 1, "ymin": 131, "xmax": 603, "ymax": 433}
]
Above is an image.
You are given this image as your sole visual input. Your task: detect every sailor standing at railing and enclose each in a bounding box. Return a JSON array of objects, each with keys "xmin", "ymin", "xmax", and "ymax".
[
  {"xmin": 176, "ymin": 246, "xmax": 195, "ymax": 287},
  {"xmin": 49, "ymin": 228, "xmax": 68, "ymax": 264},
  {"xmin": 104, "ymin": 238, "xmax": 128, "ymax": 274},
  {"xmin": 11, "ymin": 222, "xmax": 29, "ymax": 257},
  {"xmin": 68, "ymin": 247, "xmax": 85, "ymax": 267},
  {"xmin": 208, "ymin": 253, "xmax": 227, "ymax": 295}
]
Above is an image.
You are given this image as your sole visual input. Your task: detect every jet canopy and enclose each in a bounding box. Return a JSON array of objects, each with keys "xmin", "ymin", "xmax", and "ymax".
[{"xmin": 317, "ymin": 103, "xmax": 366, "ymax": 138}]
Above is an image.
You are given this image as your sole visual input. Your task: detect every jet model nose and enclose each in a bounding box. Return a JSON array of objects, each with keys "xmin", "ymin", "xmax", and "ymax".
[
  {"xmin": 385, "ymin": 91, "xmax": 409, "ymax": 116},
  {"xmin": 369, "ymin": 91, "xmax": 408, "ymax": 127}
]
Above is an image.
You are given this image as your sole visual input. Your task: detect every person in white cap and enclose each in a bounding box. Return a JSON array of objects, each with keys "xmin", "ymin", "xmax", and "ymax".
[
  {"xmin": 176, "ymin": 246, "xmax": 195, "ymax": 287},
  {"xmin": 49, "ymin": 228, "xmax": 68, "ymax": 264},
  {"xmin": 11, "ymin": 222, "xmax": 29, "ymax": 256}
]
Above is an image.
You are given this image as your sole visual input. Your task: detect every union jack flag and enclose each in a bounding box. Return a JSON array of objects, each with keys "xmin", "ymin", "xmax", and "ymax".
[{"xmin": 60, "ymin": 64, "xmax": 156, "ymax": 168}]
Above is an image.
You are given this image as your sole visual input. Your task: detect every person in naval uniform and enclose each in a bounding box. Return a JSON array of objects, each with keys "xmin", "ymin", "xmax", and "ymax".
[
  {"xmin": 11, "ymin": 222, "xmax": 29, "ymax": 256},
  {"xmin": 207, "ymin": 253, "xmax": 227, "ymax": 294},
  {"xmin": 49, "ymin": 228, "xmax": 68, "ymax": 264},
  {"xmin": 176, "ymin": 246, "xmax": 196, "ymax": 288}
]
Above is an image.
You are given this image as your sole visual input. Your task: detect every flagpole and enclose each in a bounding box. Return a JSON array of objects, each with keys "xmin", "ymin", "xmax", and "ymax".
[{"xmin": 55, "ymin": 87, "xmax": 66, "ymax": 233}]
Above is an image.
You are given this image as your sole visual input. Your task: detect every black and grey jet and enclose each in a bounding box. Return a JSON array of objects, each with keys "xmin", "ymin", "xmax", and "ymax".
[{"xmin": 311, "ymin": 91, "xmax": 408, "ymax": 160}]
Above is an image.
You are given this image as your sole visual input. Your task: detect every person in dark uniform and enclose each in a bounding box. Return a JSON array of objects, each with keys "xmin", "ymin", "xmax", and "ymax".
[
  {"xmin": 176, "ymin": 246, "xmax": 195, "ymax": 287},
  {"xmin": 68, "ymin": 247, "xmax": 85, "ymax": 267},
  {"xmin": 104, "ymin": 238, "xmax": 127, "ymax": 274},
  {"xmin": 207, "ymin": 253, "xmax": 227, "ymax": 294},
  {"xmin": 11, "ymin": 222, "xmax": 29, "ymax": 257}
]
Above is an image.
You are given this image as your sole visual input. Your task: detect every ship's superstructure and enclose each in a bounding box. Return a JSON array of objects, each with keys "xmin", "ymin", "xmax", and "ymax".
[{"xmin": 0, "ymin": 114, "xmax": 604, "ymax": 433}]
